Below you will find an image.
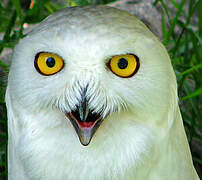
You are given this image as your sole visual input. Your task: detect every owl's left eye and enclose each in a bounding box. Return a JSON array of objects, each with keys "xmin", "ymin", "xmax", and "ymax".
[
  {"xmin": 108, "ymin": 54, "xmax": 140, "ymax": 78},
  {"xmin": 34, "ymin": 52, "xmax": 64, "ymax": 75}
]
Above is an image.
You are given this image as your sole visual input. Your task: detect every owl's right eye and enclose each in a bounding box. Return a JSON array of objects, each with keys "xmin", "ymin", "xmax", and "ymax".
[{"xmin": 34, "ymin": 52, "xmax": 64, "ymax": 75}]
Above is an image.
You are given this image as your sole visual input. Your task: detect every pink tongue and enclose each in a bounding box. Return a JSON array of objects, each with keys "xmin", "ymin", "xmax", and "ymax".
[{"xmin": 78, "ymin": 121, "xmax": 96, "ymax": 128}]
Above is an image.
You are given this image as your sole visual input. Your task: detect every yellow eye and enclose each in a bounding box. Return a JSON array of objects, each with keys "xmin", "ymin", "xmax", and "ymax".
[
  {"xmin": 108, "ymin": 54, "xmax": 140, "ymax": 78},
  {"xmin": 34, "ymin": 52, "xmax": 64, "ymax": 75}
]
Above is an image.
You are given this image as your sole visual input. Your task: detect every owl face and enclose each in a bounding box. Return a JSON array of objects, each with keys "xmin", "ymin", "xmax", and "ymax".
[{"xmin": 8, "ymin": 6, "xmax": 176, "ymax": 146}]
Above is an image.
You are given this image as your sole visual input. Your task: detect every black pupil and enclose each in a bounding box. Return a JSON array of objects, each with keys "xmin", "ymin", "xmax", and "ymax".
[
  {"xmin": 46, "ymin": 57, "xmax": 55, "ymax": 68},
  {"xmin": 117, "ymin": 58, "xmax": 128, "ymax": 69}
]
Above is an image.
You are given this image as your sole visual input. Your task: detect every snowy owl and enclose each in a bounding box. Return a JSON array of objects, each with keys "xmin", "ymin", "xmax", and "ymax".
[{"xmin": 6, "ymin": 6, "xmax": 199, "ymax": 180}]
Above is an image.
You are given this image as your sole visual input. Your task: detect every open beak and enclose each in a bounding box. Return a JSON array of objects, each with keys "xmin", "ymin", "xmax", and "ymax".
[{"xmin": 65, "ymin": 87, "xmax": 104, "ymax": 146}]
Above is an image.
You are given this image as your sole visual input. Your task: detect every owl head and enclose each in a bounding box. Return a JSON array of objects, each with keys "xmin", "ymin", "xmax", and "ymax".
[{"xmin": 8, "ymin": 6, "xmax": 177, "ymax": 146}]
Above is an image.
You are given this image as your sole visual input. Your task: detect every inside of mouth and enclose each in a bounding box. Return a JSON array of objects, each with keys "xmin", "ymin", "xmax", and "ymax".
[{"xmin": 71, "ymin": 108, "xmax": 101, "ymax": 128}]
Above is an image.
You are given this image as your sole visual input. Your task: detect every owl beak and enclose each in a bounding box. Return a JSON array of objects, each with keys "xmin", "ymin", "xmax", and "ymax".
[
  {"xmin": 65, "ymin": 87, "xmax": 103, "ymax": 146},
  {"xmin": 66, "ymin": 111, "xmax": 103, "ymax": 146}
]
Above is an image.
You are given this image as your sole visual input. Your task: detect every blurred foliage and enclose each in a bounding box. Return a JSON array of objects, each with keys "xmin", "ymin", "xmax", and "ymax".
[{"xmin": 0, "ymin": 0, "xmax": 201, "ymax": 179}]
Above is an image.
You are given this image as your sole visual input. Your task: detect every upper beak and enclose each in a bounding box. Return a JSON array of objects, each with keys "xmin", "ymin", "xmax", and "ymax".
[{"xmin": 65, "ymin": 87, "xmax": 104, "ymax": 146}]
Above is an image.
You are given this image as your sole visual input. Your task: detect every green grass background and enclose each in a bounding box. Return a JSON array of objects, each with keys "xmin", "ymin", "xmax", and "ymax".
[{"xmin": 0, "ymin": 0, "xmax": 201, "ymax": 179}]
